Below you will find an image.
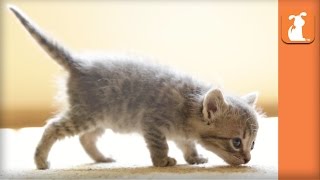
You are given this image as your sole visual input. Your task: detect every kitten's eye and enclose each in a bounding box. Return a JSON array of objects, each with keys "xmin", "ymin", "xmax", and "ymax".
[
  {"xmin": 251, "ymin": 141, "xmax": 255, "ymax": 150},
  {"xmin": 231, "ymin": 138, "xmax": 241, "ymax": 149}
]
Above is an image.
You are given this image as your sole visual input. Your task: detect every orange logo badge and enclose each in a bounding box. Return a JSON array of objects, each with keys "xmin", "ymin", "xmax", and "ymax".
[{"xmin": 281, "ymin": 11, "xmax": 315, "ymax": 44}]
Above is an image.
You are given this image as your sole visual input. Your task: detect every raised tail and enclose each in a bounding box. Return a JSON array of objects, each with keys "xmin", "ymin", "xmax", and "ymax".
[{"xmin": 8, "ymin": 5, "xmax": 79, "ymax": 71}]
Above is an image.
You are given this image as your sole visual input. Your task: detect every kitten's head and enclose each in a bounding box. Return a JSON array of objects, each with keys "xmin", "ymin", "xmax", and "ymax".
[{"xmin": 196, "ymin": 88, "xmax": 259, "ymax": 166}]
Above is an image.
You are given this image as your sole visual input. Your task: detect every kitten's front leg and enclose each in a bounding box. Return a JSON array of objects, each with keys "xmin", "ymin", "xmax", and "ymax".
[
  {"xmin": 143, "ymin": 127, "xmax": 176, "ymax": 167},
  {"xmin": 175, "ymin": 140, "xmax": 208, "ymax": 165}
]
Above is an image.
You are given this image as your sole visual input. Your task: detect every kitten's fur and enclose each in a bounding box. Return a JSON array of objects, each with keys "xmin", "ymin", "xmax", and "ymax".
[{"xmin": 9, "ymin": 5, "xmax": 259, "ymax": 170}]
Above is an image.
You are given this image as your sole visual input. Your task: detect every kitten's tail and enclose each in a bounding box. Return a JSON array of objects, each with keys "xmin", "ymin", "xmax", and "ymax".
[{"xmin": 8, "ymin": 5, "xmax": 79, "ymax": 71}]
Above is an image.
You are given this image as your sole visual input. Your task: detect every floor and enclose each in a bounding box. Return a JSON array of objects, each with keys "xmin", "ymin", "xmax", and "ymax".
[{"xmin": 0, "ymin": 118, "xmax": 278, "ymax": 179}]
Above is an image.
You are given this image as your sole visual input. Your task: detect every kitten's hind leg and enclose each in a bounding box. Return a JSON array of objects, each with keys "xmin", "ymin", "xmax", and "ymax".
[
  {"xmin": 175, "ymin": 140, "xmax": 208, "ymax": 165},
  {"xmin": 80, "ymin": 128, "xmax": 115, "ymax": 163},
  {"xmin": 34, "ymin": 116, "xmax": 84, "ymax": 170},
  {"xmin": 143, "ymin": 127, "xmax": 176, "ymax": 167}
]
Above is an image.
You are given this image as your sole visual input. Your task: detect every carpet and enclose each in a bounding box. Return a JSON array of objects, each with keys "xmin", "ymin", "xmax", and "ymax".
[{"xmin": 0, "ymin": 117, "xmax": 277, "ymax": 179}]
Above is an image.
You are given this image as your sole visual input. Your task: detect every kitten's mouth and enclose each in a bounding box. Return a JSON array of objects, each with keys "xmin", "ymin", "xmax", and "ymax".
[
  {"xmin": 225, "ymin": 161, "xmax": 244, "ymax": 166},
  {"xmin": 232, "ymin": 155, "xmax": 245, "ymax": 165},
  {"xmin": 224, "ymin": 155, "xmax": 245, "ymax": 166}
]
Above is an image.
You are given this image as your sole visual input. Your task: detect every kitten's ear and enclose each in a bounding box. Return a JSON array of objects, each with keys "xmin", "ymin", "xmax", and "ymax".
[
  {"xmin": 242, "ymin": 92, "xmax": 258, "ymax": 106},
  {"xmin": 202, "ymin": 89, "xmax": 228, "ymax": 124}
]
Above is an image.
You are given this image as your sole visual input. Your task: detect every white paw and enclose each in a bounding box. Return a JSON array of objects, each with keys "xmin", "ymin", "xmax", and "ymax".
[{"xmin": 186, "ymin": 155, "xmax": 208, "ymax": 165}]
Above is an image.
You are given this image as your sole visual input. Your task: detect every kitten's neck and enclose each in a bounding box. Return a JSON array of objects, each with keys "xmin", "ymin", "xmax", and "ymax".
[{"xmin": 181, "ymin": 87, "xmax": 208, "ymax": 140}]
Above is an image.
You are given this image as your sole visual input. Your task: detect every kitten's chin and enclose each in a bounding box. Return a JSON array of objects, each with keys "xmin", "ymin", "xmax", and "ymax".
[{"xmin": 223, "ymin": 158, "xmax": 245, "ymax": 166}]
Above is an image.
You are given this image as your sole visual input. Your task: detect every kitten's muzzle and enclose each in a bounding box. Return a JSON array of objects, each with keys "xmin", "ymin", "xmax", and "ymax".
[
  {"xmin": 243, "ymin": 157, "xmax": 250, "ymax": 164},
  {"xmin": 242, "ymin": 153, "xmax": 251, "ymax": 164}
]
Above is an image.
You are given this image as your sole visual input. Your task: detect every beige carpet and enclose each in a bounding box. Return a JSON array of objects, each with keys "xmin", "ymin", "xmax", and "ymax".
[{"xmin": 0, "ymin": 118, "xmax": 277, "ymax": 179}]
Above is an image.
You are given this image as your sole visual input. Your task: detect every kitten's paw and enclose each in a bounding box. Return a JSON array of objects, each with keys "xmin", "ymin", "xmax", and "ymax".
[
  {"xmin": 96, "ymin": 157, "xmax": 115, "ymax": 163},
  {"xmin": 35, "ymin": 150, "xmax": 50, "ymax": 170},
  {"xmin": 186, "ymin": 155, "xmax": 208, "ymax": 165},
  {"xmin": 166, "ymin": 157, "xmax": 177, "ymax": 166},
  {"xmin": 153, "ymin": 157, "xmax": 177, "ymax": 167},
  {"xmin": 35, "ymin": 158, "xmax": 50, "ymax": 170}
]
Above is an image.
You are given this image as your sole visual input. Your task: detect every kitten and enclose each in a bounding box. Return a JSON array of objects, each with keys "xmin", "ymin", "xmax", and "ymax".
[{"xmin": 9, "ymin": 5, "xmax": 259, "ymax": 170}]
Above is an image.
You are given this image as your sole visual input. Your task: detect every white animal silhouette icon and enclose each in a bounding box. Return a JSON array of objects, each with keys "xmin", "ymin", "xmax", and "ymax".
[{"xmin": 288, "ymin": 12, "xmax": 309, "ymax": 41}]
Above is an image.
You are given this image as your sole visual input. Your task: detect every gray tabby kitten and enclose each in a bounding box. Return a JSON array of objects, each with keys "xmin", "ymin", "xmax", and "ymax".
[{"xmin": 9, "ymin": 5, "xmax": 259, "ymax": 170}]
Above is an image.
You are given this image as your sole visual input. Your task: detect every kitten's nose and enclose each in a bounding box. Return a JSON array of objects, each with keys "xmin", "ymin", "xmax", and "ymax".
[
  {"xmin": 243, "ymin": 157, "xmax": 251, "ymax": 164},
  {"xmin": 243, "ymin": 153, "xmax": 251, "ymax": 164}
]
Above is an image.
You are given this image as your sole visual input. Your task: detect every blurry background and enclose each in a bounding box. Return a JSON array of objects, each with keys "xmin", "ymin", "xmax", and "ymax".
[{"xmin": 1, "ymin": 0, "xmax": 278, "ymax": 128}]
